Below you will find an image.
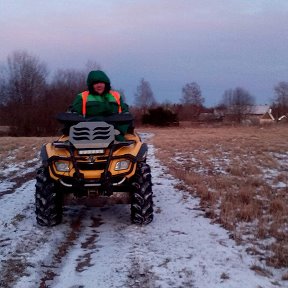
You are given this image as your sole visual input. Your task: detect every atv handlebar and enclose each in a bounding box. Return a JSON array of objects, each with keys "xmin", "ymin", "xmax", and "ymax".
[{"xmin": 56, "ymin": 112, "xmax": 134, "ymax": 125}]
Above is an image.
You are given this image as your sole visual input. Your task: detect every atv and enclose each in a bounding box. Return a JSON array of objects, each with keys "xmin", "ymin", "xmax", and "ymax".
[{"xmin": 35, "ymin": 112, "xmax": 153, "ymax": 226}]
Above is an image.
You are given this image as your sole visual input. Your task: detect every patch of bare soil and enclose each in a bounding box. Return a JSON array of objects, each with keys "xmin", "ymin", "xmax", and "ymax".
[
  {"xmin": 0, "ymin": 258, "xmax": 29, "ymax": 288},
  {"xmin": 0, "ymin": 171, "xmax": 36, "ymax": 199}
]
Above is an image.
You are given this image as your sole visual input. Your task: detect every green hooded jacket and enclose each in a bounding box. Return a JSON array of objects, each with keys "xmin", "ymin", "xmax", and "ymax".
[{"xmin": 71, "ymin": 70, "xmax": 130, "ymax": 140}]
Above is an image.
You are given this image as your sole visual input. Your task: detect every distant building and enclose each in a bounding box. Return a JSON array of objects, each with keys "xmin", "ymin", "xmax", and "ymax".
[
  {"xmin": 197, "ymin": 105, "xmax": 276, "ymax": 125},
  {"xmin": 249, "ymin": 105, "xmax": 275, "ymax": 124},
  {"xmin": 250, "ymin": 105, "xmax": 270, "ymax": 115}
]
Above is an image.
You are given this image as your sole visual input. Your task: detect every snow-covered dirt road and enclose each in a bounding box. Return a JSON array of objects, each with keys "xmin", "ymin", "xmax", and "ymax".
[{"xmin": 0, "ymin": 144, "xmax": 285, "ymax": 288}]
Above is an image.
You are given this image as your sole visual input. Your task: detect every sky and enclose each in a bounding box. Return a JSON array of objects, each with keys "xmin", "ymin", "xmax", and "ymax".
[{"xmin": 0, "ymin": 0, "xmax": 288, "ymax": 106}]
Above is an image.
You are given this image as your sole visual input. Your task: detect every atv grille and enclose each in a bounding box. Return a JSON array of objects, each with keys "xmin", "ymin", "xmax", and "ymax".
[
  {"xmin": 77, "ymin": 162, "xmax": 106, "ymax": 171},
  {"xmin": 69, "ymin": 122, "xmax": 115, "ymax": 149}
]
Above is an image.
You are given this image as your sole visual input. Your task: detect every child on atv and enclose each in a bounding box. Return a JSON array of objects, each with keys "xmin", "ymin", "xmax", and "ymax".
[{"xmin": 71, "ymin": 70, "xmax": 130, "ymax": 141}]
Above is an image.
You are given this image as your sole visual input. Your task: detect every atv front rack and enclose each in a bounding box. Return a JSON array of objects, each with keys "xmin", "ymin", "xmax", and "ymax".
[{"xmin": 69, "ymin": 121, "xmax": 118, "ymax": 149}]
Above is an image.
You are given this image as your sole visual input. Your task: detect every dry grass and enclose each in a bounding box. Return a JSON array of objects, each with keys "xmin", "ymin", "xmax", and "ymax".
[{"xmin": 141, "ymin": 125, "xmax": 288, "ymax": 271}]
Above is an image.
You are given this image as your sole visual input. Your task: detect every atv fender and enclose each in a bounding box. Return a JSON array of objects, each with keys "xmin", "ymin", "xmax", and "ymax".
[
  {"xmin": 40, "ymin": 145, "xmax": 49, "ymax": 166},
  {"xmin": 136, "ymin": 143, "xmax": 148, "ymax": 162}
]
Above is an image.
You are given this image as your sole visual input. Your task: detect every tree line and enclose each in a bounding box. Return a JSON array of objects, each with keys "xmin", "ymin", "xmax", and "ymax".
[{"xmin": 0, "ymin": 50, "xmax": 287, "ymax": 136}]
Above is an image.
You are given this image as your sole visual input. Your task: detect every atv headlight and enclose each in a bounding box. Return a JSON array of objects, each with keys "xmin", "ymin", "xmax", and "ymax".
[
  {"xmin": 115, "ymin": 160, "xmax": 130, "ymax": 171},
  {"xmin": 55, "ymin": 161, "xmax": 70, "ymax": 172}
]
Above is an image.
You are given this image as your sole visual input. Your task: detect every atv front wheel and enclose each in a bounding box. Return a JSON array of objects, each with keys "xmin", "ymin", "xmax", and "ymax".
[
  {"xmin": 35, "ymin": 166, "xmax": 63, "ymax": 226},
  {"xmin": 131, "ymin": 162, "xmax": 153, "ymax": 225}
]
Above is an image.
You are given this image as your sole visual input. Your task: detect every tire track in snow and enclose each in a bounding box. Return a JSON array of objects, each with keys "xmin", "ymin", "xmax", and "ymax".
[
  {"xmin": 123, "ymin": 147, "xmax": 197, "ymax": 288},
  {"xmin": 39, "ymin": 208, "xmax": 85, "ymax": 287},
  {"xmin": 50, "ymin": 206, "xmax": 136, "ymax": 288},
  {"xmin": 39, "ymin": 209, "xmax": 104, "ymax": 287}
]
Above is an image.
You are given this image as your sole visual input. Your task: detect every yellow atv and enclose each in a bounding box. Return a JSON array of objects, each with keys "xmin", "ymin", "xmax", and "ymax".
[{"xmin": 35, "ymin": 112, "xmax": 153, "ymax": 226}]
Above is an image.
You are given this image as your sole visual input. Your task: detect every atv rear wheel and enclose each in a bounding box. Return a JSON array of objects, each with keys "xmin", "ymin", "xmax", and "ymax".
[
  {"xmin": 131, "ymin": 162, "xmax": 153, "ymax": 225},
  {"xmin": 35, "ymin": 166, "xmax": 63, "ymax": 226}
]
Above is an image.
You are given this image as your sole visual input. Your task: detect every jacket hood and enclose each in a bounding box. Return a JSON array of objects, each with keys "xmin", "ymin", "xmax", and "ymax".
[
  {"xmin": 87, "ymin": 70, "xmax": 111, "ymax": 94},
  {"xmin": 87, "ymin": 70, "xmax": 110, "ymax": 86}
]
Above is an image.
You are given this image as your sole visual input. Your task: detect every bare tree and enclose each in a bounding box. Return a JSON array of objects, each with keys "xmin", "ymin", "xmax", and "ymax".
[
  {"xmin": 0, "ymin": 51, "xmax": 48, "ymax": 135},
  {"xmin": 0, "ymin": 64, "xmax": 8, "ymax": 105},
  {"xmin": 180, "ymin": 82, "xmax": 204, "ymax": 106},
  {"xmin": 51, "ymin": 69, "xmax": 86, "ymax": 95},
  {"xmin": 221, "ymin": 87, "xmax": 255, "ymax": 123},
  {"xmin": 134, "ymin": 78, "xmax": 156, "ymax": 109},
  {"xmin": 179, "ymin": 82, "xmax": 204, "ymax": 120},
  {"xmin": 273, "ymin": 81, "xmax": 288, "ymax": 118},
  {"xmin": 84, "ymin": 60, "xmax": 102, "ymax": 74},
  {"xmin": 6, "ymin": 50, "xmax": 48, "ymax": 105},
  {"xmin": 274, "ymin": 81, "xmax": 288, "ymax": 105},
  {"xmin": 45, "ymin": 68, "xmax": 87, "ymax": 114}
]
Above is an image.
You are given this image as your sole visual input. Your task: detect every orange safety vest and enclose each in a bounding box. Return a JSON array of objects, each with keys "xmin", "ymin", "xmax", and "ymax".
[{"xmin": 81, "ymin": 90, "xmax": 122, "ymax": 117}]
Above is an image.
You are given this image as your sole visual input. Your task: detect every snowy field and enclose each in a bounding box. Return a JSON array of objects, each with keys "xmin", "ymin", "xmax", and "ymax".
[{"xmin": 0, "ymin": 143, "xmax": 286, "ymax": 288}]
